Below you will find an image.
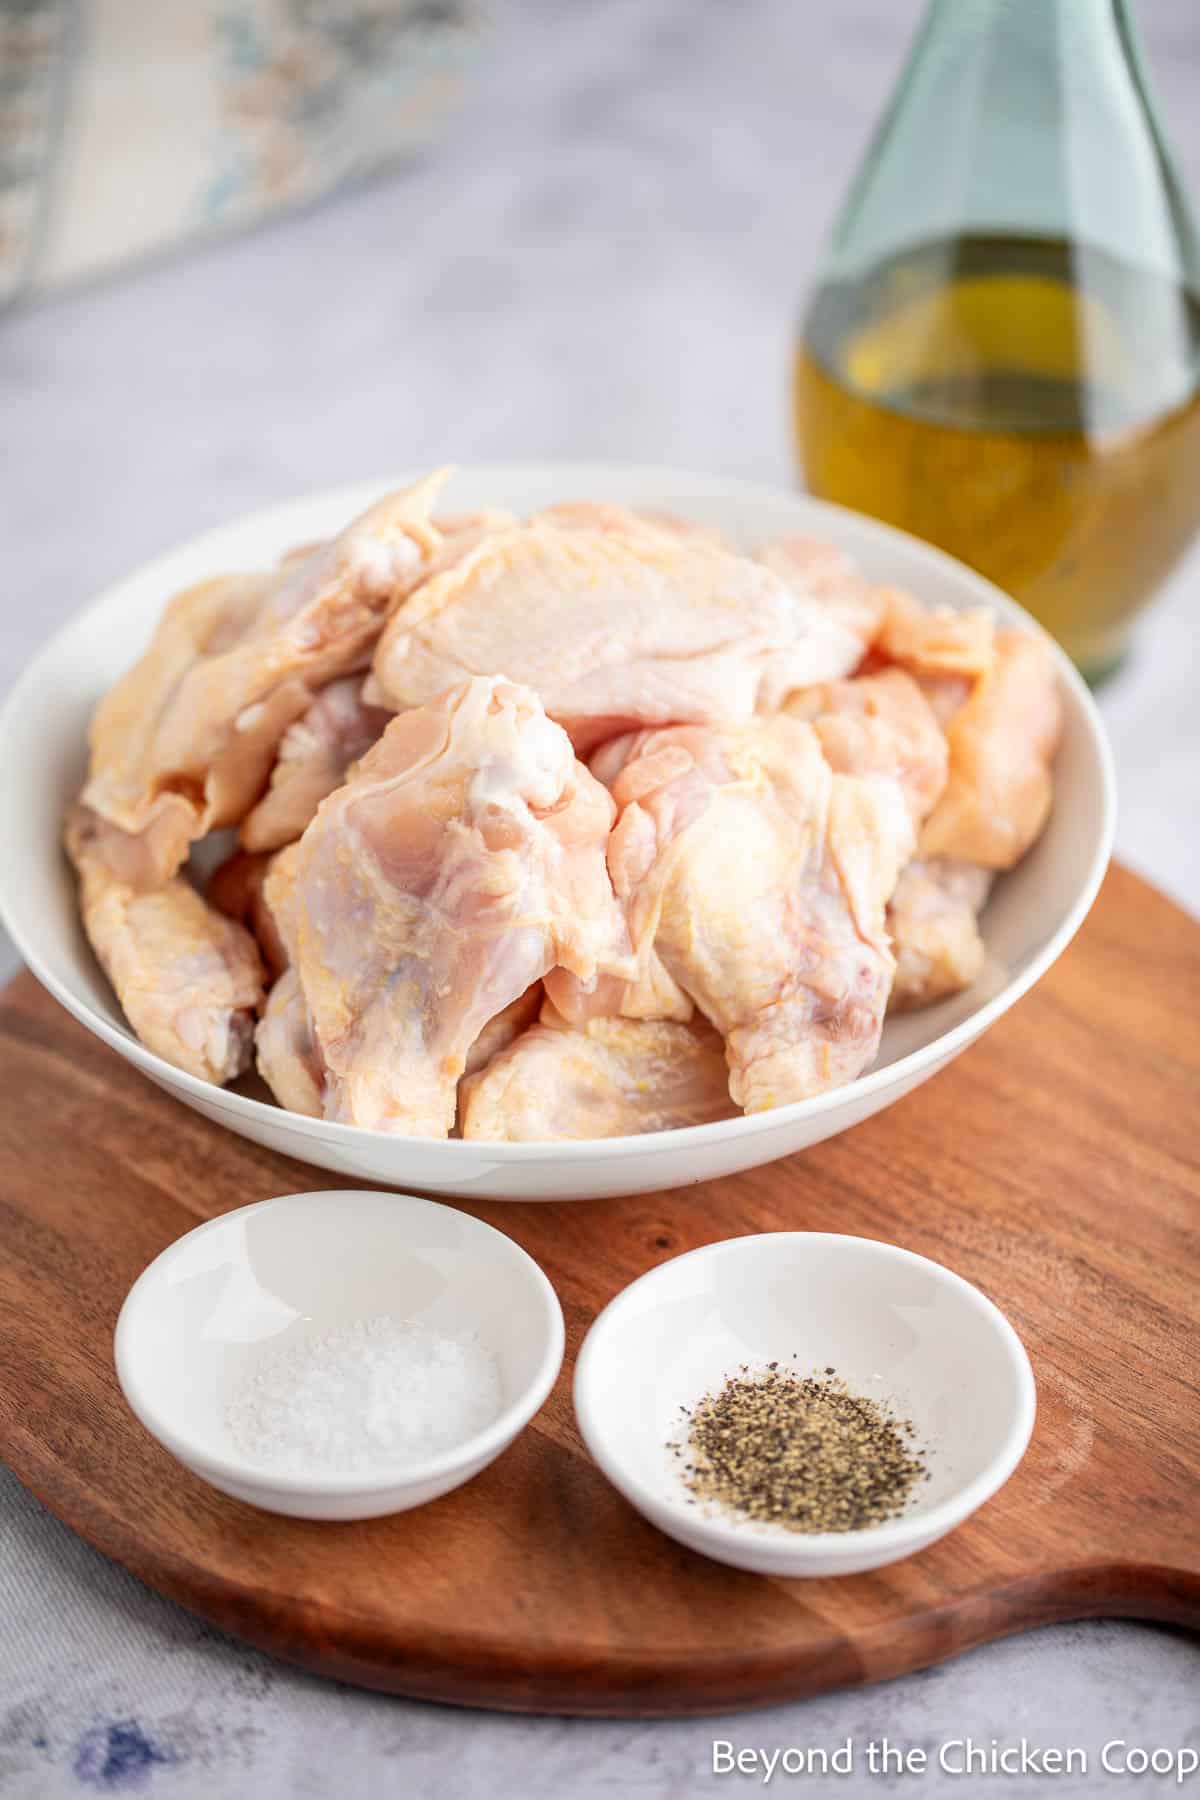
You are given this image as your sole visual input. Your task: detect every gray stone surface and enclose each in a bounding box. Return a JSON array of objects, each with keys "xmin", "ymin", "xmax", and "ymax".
[{"xmin": 2, "ymin": 2, "xmax": 1197, "ymax": 1793}]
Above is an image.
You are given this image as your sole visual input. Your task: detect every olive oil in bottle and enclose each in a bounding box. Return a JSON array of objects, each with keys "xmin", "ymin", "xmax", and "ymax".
[
  {"xmin": 797, "ymin": 233, "xmax": 1200, "ymax": 680},
  {"xmin": 795, "ymin": 0, "xmax": 1200, "ymax": 679}
]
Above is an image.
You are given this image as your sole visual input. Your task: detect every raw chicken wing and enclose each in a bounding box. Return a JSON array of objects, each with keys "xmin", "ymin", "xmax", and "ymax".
[
  {"xmin": 252, "ymin": 841, "xmax": 327, "ymax": 1110},
  {"xmin": 874, "ymin": 588, "xmax": 996, "ymax": 681},
  {"xmin": 461, "ymin": 1003, "xmax": 735, "ymax": 1141},
  {"xmin": 208, "ymin": 848, "xmax": 290, "ymax": 981},
  {"xmin": 535, "ymin": 501, "xmax": 733, "ymax": 551},
  {"xmin": 462, "ymin": 983, "xmax": 543, "ymax": 1078},
  {"xmin": 240, "ymin": 676, "xmax": 392, "ymax": 852},
  {"xmin": 257, "ymin": 968, "xmax": 325, "ymax": 1116},
  {"xmin": 78, "ymin": 472, "xmax": 447, "ymax": 884},
  {"xmin": 557, "ymin": 718, "xmax": 914, "ymax": 1110},
  {"xmin": 920, "ymin": 629, "xmax": 1062, "ymax": 867},
  {"xmin": 783, "ymin": 669, "xmax": 948, "ymax": 828},
  {"xmin": 66, "ymin": 807, "xmax": 264, "ymax": 1085},
  {"xmin": 887, "ymin": 858, "xmax": 994, "ymax": 1010},
  {"xmin": 757, "ymin": 534, "xmax": 885, "ymax": 647},
  {"xmin": 367, "ymin": 522, "xmax": 863, "ymax": 753},
  {"xmin": 277, "ymin": 677, "xmax": 630, "ymax": 1135}
]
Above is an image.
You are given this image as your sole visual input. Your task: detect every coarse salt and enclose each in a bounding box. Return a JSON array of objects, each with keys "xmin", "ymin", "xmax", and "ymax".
[{"xmin": 226, "ymin": 1314, "xmax": 503, "ymax": 1476}]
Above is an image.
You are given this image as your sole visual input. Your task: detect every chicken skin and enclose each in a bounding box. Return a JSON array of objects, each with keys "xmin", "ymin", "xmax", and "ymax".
[
  {"xmin": 251, "ymin": 842, "xmax": 329, "ymax": 1108},
  {"xmin": 863, "ymin": 597, "xmax": 1057, "ymax": 871},
  {"xmin": 66, "ymin": 807, "xmax": 264, "ymax": 1085},
  {"xmin": 255, "ymin": 930, "xmax": 543, "ymax": 1127},
  {"xmin": 239, "ymin": 676, "xmax": 393, "ymax": 853},
  {"xmin": 756, "ymin": 534, "xmax": 886, "ymax": 647},
  {"xmin": 237, "ymin": 510, "xmax": 517, "ymax": 858},
  {"xmin": 887, "ymin": 858, "xmax": 994, "ymax": 1010},
  {"xmin": 920, "ymin": 629, "xmax": 1063, "ymax": 868},
  {"xmin": 783, "ymin": 668, "xmax": 948, "ymax": 829},
  {"xmin": 534, "ymin": 501, "xmax": 733, "ymax": 551},
  {"xmin": 207, "ymin": 848, "xmax": 290, "ymax": 981},
  {"xmin": 873, "ymin": 587, "xmax": 996, "ymax": 682},
  {"xmin": 554, "ymin": 717, "xmax": 914, "ymax": 1111},
  {"xmin": 460, "ymin": 1003, "xmax": 735, "ymax": 1141},
  {"xmin": 270, "ymin": 677, "xmax": 630, "ymax": 1136},
  {"xmin": 78, "ymin": 472, "xmax": 447, "ymax": 886},
  {"xmin": 869, "ymin": 617, "xmax": 1060, "ymax": 1006},
  {"xmin": 366, "ymin": 522, "xmax": 863, "ymax": 753},
  {"xmin": 461, "ymin": 983, "xmax": 543, "ymax": 1078},
  {"xmin": 256, "ymin": 967, "xmax": 325, "ymax": 1116}
]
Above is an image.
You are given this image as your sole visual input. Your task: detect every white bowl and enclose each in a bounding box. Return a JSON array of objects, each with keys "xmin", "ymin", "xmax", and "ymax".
[
  {"xmin": 574, "ymin": 1232, "xmax": 1036, "ymax": 1577},
  {"xmin": 0, "ymin": 463, "xmax": 1114, "ymax": 1200},
  {"xmin": 114, "ymin": 1189, "xmax": 564, "ymax": 1519}
]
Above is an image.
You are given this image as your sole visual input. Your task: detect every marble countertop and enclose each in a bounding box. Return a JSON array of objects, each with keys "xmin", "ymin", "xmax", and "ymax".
[{"xmin": 1, "ymin": 1, "xmax": 1197, "ymax": 1793}]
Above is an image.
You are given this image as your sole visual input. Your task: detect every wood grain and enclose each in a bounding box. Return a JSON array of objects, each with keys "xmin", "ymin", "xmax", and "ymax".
[{"xmin": 1, "ymin": 862, "xmax": 1197, "ymax": 1716}]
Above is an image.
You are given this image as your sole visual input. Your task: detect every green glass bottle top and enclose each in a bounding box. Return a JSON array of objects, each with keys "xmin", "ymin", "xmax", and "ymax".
[{"xmin": 795, "ymin": 0, "xmax": 1200, "ymax": 683}]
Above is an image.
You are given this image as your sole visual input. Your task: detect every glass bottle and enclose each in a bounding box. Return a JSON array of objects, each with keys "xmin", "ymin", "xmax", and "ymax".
[{"xmin": 795, "ymin": 0, "xmax": 1200, "ymax": 682}]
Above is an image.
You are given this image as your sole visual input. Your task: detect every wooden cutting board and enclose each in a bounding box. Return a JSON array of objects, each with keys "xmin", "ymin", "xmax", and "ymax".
[{"xmin": 1, "ymin": 862, "xmax": 1197, "ymax": 1717}]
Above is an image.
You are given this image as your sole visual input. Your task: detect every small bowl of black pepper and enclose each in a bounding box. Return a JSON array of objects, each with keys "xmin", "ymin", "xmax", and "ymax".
[{"xmin": 573, "ymin": 1232, "xmax": 1035, "ymax": 1577}]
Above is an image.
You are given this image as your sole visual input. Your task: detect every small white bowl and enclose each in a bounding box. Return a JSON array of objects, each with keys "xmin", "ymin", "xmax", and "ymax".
[
  {"xmin": 114, "ymin": 1189, "xmax": 564, "ymax": 1520},
  {"xmin": 574, "ymin": 1233, "xmax": 1035, "ymax": 1577}
]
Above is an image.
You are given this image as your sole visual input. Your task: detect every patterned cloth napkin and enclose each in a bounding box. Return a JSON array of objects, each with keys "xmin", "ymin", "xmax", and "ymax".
[{"xmin": 0, "ymin": 0, "xmax": 482, "ymax": 305}]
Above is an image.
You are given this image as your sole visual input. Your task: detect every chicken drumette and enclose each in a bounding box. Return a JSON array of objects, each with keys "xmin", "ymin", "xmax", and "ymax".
[{"xmin": 66, "ymin": 807, "xmax": 264, "ymax": 1084}]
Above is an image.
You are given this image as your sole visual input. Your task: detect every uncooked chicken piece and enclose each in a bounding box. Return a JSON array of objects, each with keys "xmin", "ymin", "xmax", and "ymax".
[
  {"xmin": 546, "ymin": 734, "xmax": 694, "ymax": 1027},
  {"xmin": 556, "ymin": 718, "xmax": 914, "ymax": 1111},
  {"xmin": 544, "ymin": 926, "xmax": 694, "ymax": 1027},
  {"xmin": 920, "ymin": 629, "xmax": 1062, "ymax": 868},
  {"xmin": 462, "ymin": 984, "xmax": 543, "ymax": 1078},
  {"xmin": 208, "ymin": 848, "xmax": 289, "ymax": 981},
  {"xmin": 637, "ymin": 509, "xmax": 735, "ymax": 550},
  {"xmin": 78, "ymin": 472, "xmax": 448, "ymax": 885},
  {"xmin": 783, "ymin": 669, "xmax": 948, "ymax": 829},
  {"xmin": 279, "ymin": 677, "xmax": 631, "ymax": 1136},
  {"xmin": 435, "ymin": 507, "xmax": 518, "ymax": 540},
  {"xmin": 255, "ymin": 838, "xmax": 304, "ymax": 959},
  {"xmin": 535, "ymin": 501, "xmax": 733, "ymax": 551},
  {"xmin": 460, "ymin": 1004, "xmax": 736, "ymax": 1141},
  {"xmin": 239, "ymin": 677, "xmax": 392, "ymax": 852},
  {"xmin": 366, "ymin": 523, "xmax": 863, "ymax": 753},
  {"xmin": 413, "ymin": 507, "xmax": 520, "ymax": 589},
  {"xmin": 62, "ymin": 807, "xmax": 171, "ymax": 895},
  {"xmin": 887, "ymin": 858, "xmax": 994, "ymax": 1010},
  {"xmin": 858, "ymin": 617, "xmax": 1060, "ymax": 1006},
  {"xmin": 251, "ymin": 840, "xmax": 326, "ymax": 1111},
  {"xmin": 256, "ymin": 967, "xmax": 325, "ymax": 1116},
  {"xmin": 66, "ymin": 807, "xmax": 264, "ymax": 1084},
  {"xmin": 874, "ymin": 587, "xmax": 996, "ymax": 680},
  {"xmin": 757, "ymin": 534, "xmax": 886, "ymax": 647}
]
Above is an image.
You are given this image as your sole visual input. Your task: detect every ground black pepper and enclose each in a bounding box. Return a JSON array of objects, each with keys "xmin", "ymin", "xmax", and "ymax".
[{"xmin": 670, "ymin": 1366, "xmax": 928, "ymax": 1533}]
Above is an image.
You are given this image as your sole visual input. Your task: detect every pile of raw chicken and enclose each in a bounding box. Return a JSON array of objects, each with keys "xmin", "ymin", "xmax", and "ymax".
[{"xmin": 65, "ymin": 472, "xmax": 1061, "ymax": 1141}]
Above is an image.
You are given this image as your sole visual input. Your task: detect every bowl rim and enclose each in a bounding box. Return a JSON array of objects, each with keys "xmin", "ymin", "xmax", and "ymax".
[
  {"xmin": 0, "ymin": 461, "xmax": 1117, "ymax": 1162},
  {"xmin": 573, "ymin": 1230, "xmax": 1037, "ymax": 1566},
  {"xmin": 113, "ymin": 1188, "xmax": 566, "ymax": 1496}
]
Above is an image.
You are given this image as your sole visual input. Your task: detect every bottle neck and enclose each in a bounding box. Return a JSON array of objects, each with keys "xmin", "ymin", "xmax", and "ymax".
[
  {"xmin": 910, "ymin": 0, "xmax": 1138, "ymax": 123},
  {"xmin": 921, "ymin": 0, "xmax": 1133, "ymax": 39},
  {"xmin": 826, "ymin": 0, "xmax": 1197, "ymax": 290}
]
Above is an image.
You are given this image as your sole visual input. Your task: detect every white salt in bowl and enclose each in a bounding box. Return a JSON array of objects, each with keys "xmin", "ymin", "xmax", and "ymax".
[
  {"xmin": 574, "ymin": 1232, "xmax": 1035, "ymax": 1577},
  {"xmin": 114, "ymin": 1189, "xmax": 564, "ymax": 1520}
]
